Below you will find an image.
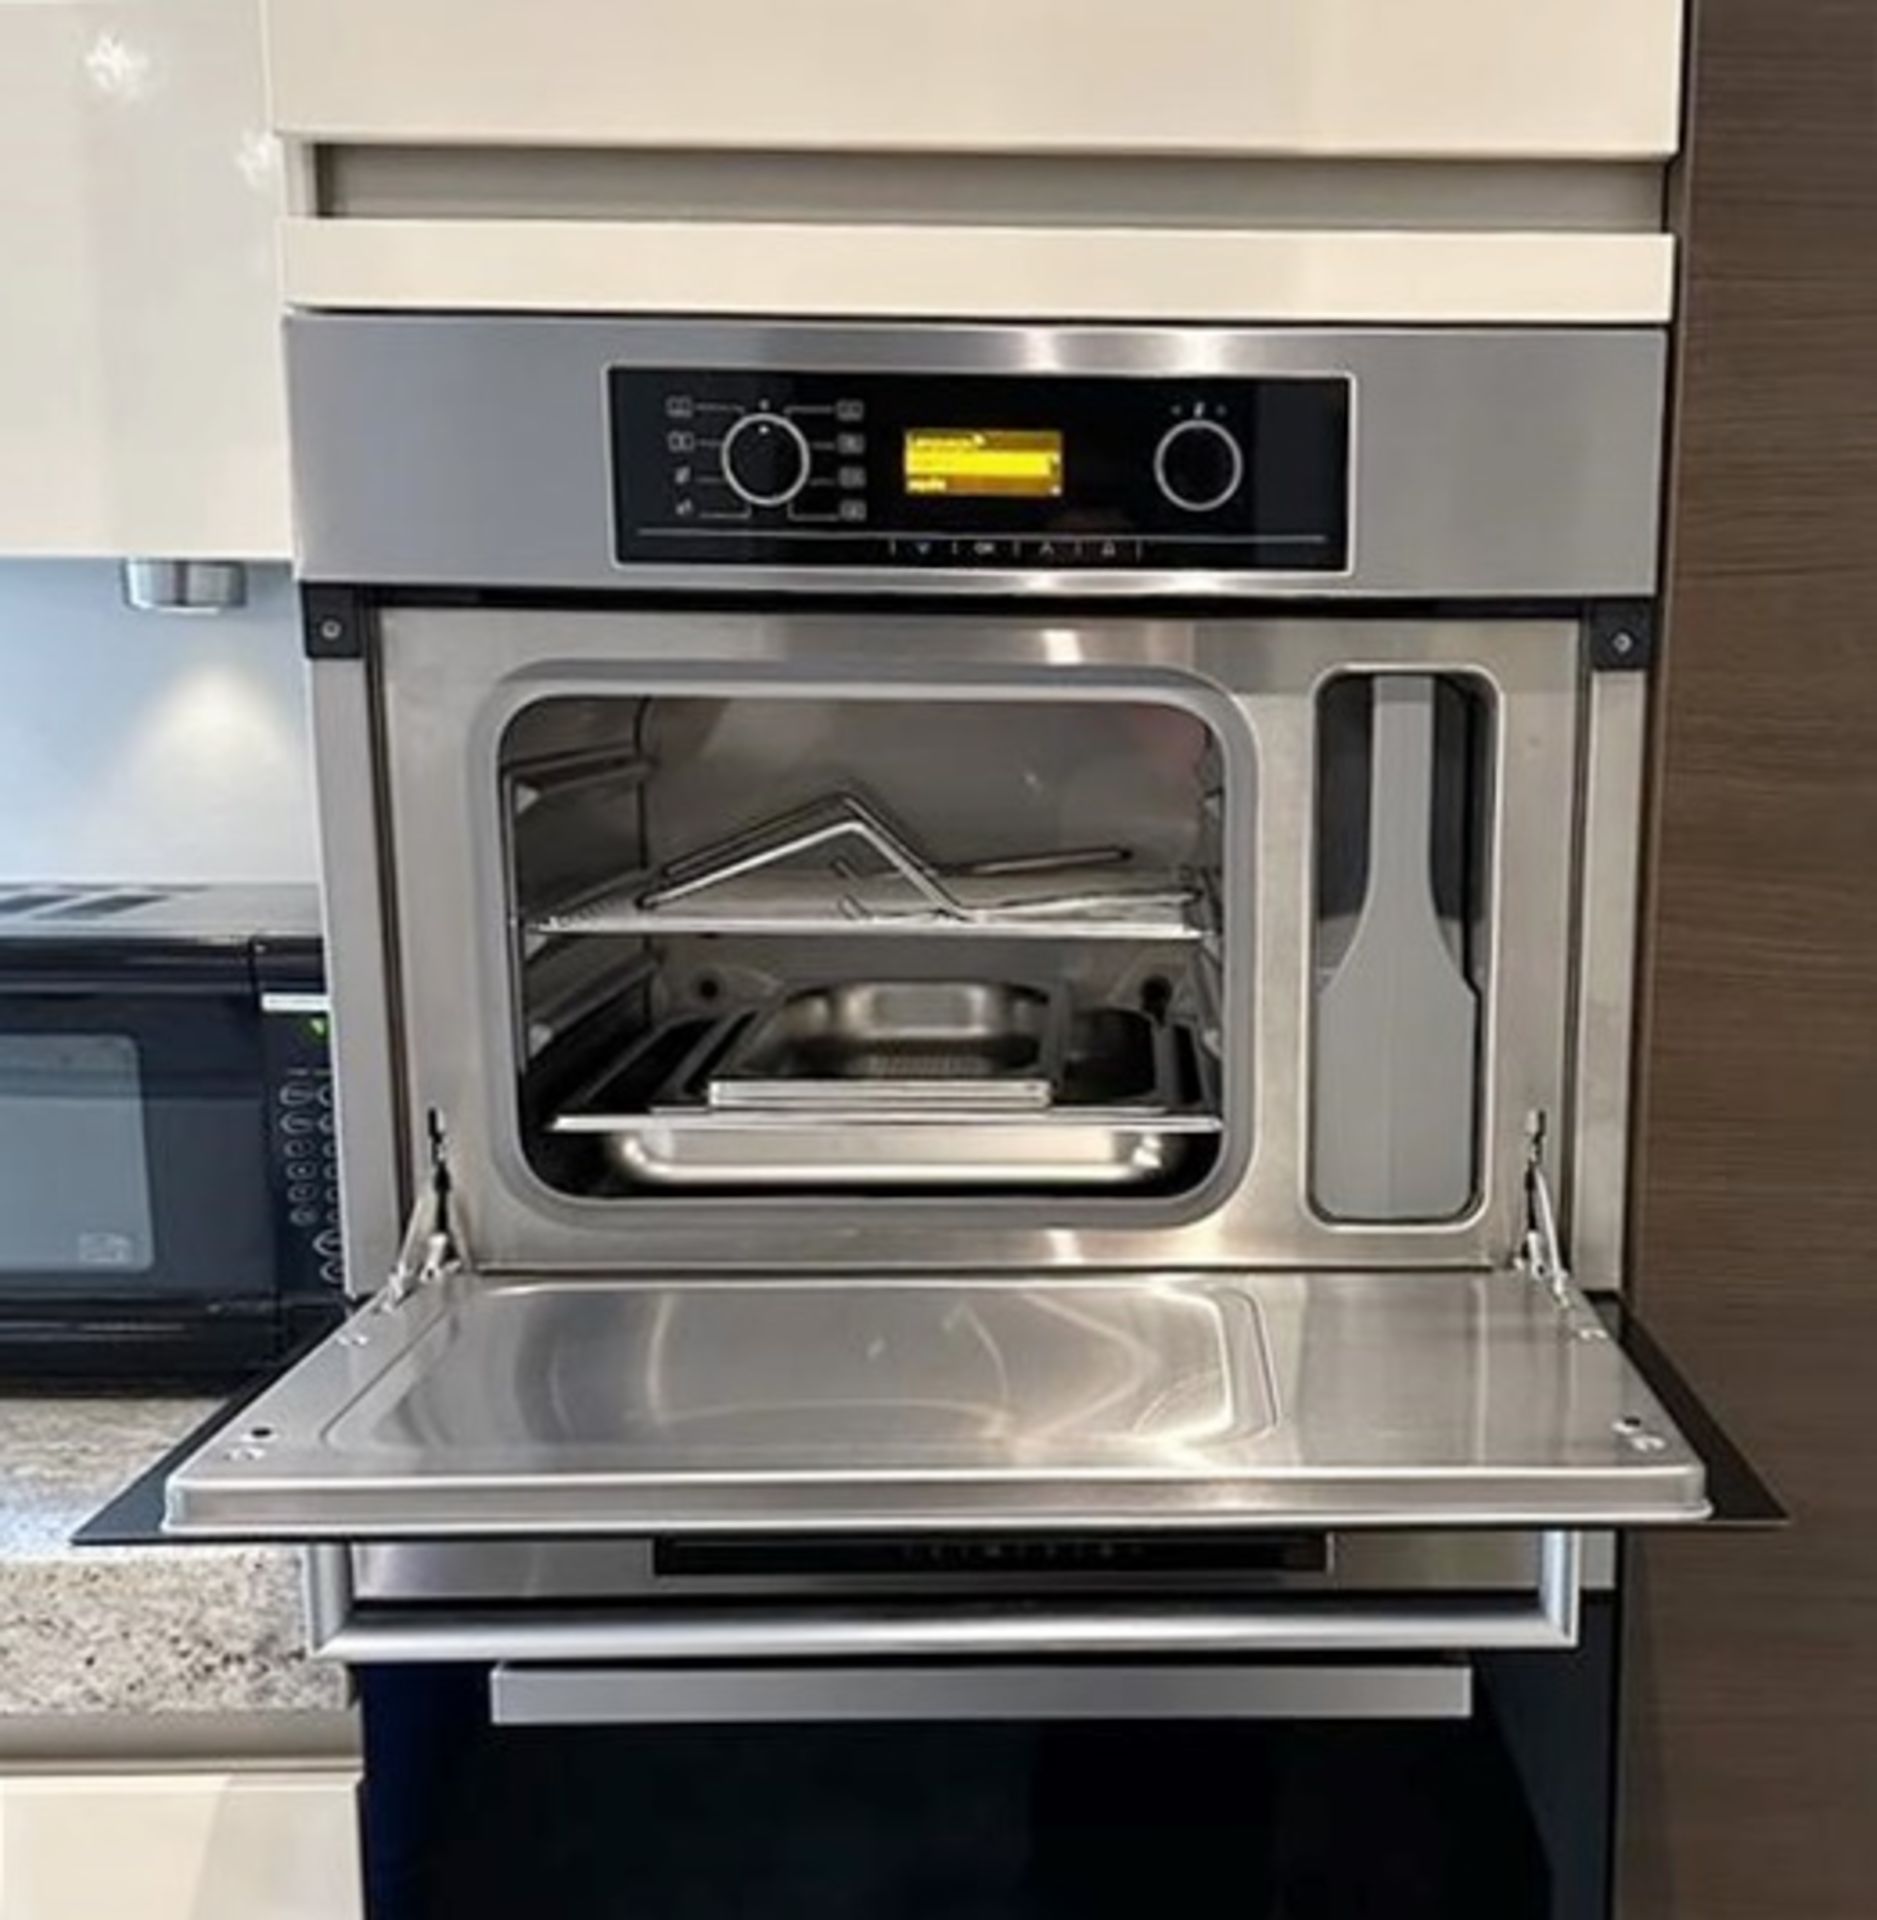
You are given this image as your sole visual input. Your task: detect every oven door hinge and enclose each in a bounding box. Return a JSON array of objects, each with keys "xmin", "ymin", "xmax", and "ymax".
[
  {"xmin": 386, "ymin": 1111, "xmax": 463, "ymax": 1304},
  {"xmin": 1514, "ymin": 1110, "xmax": 1572, "ymax": 1307}
]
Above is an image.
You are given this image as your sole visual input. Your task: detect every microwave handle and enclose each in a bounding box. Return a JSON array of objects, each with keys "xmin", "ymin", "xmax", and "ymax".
[{"xmin": 488, "ymin": 1660, "xmax": 1473, "ymax": 1726}]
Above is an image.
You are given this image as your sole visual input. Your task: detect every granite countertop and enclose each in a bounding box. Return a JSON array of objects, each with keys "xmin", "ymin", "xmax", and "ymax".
[{"xmin": 0, "ymin": 1396, "xmax": 347, "ymax": 1720}]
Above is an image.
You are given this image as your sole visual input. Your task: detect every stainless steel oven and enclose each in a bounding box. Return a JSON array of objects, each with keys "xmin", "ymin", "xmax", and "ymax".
[{"xmin": 164, "ymin": 319, "xmax": 1765, "ymax": 1725}]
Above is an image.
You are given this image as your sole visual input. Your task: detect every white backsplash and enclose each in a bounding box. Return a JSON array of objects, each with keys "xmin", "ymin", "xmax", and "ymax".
[{"xmin": 0, "ymin": 561, "xmax": 317, "ymax": 884}]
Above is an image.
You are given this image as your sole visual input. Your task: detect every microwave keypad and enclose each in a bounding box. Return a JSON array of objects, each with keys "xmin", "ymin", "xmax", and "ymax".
[
  {"xmin": 274, "ymin": 1067, "xmax": 340, "ymax": 1284},
  {"xmin": 260, "ymin": 997, "xmax": 343, "ymax": 1293}
]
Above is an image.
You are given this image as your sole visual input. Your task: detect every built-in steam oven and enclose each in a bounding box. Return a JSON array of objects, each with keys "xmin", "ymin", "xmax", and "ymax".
[{"xmin": 163, "ymin": 320, "xmax": 1760, "ymax": 1713}]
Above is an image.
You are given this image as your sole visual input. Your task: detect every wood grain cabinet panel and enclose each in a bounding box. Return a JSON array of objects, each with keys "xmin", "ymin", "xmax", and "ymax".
[{"xmin": 1621, "ymin": 0, "xmax": 1877, "ymax": 1914}]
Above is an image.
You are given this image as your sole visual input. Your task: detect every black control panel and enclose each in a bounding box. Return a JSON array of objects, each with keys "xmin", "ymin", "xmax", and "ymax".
[
  {"xmin": 254, "ymin": 941, "xmax": 343, "ymax": 1300},
  {"xmin": 610, "ymin": 368, "xmax": 1351, "ymax": 572}
]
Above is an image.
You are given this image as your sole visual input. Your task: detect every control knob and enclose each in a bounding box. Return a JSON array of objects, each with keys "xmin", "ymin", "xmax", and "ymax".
[
  {"xmin": 1152, "ymin": 417, "xmax": 1245, "ymax": 514},
  {"xmin": 720, "ymin": 411, "xmax": 812, "ymax": 507}
]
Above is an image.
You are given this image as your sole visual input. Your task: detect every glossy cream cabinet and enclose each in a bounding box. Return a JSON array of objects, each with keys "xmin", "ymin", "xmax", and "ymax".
[
  {"xmin": 0, "ymin": 1771, "xmax": 361, "ymax": 1920},
  {"xmin": 268, "ymin": 0, "xmax": 1684, "ymax": 326},
  {"xmin": 269, "ymin": 0, "xmax": 1685, "ymax": 157},
  {"xmin": 0, "ymin": 0, "xmax": 291, "ymax": 558}
]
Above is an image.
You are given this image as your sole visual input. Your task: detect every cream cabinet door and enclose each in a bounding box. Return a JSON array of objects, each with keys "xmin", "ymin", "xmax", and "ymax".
[
  {"xmin": 0, "ymin": 1771, "xmax": 361, "ymax": 1920},
  {"xmin": 268, "ymin": 0, "xmax": 1686, "ymax": 158},
  {"xmin": 0, "ymin": 0, "xmax": 291, "ymax": 558}
]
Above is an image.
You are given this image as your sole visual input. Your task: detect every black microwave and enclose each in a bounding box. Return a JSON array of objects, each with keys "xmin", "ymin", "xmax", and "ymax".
[{"xmin": 0, "ymin": 883, "xmax": 343, "ymax": 1387}]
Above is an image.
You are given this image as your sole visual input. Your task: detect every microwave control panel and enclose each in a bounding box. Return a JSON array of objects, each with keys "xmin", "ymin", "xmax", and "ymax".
[
  {"xmin": 609, "ymin": 368, "xmax": 1351, "ymax": 572},
  {"xmin": 255, "ymin": 963, "xmax": 342, "ymax": 1297}
]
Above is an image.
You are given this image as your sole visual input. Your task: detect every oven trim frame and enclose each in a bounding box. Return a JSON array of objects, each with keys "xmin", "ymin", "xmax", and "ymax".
[
  {"xmin": 285, "ymin": 318, "xmax": 1668, "ymax": 602},
  {"xmin": 330, "ymin": 605, "xmax": 1584, "ymax": 1275},
  {"xmin": 300, "ymin": 1532, "xmax": 1585, "ymax": 1665}
]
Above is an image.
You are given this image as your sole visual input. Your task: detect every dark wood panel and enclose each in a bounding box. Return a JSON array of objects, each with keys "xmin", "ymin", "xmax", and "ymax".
[{"xmin": 1620, "ymin": 0, "xmax": 1877, "ymax": 1914}]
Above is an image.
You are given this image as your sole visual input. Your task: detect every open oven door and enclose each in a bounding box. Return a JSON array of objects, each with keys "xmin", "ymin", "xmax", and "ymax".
[
  {"xmin": 159, "ymin": 1193, "xmax": 1774, "ymax": 1548},
  {"xmin": 151, "ymin": 1161, "xmax": 1775, "ymax": 1679}
]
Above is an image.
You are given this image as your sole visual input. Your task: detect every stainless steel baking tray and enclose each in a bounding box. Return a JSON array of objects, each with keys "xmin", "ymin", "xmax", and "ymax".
[
  {"xmin": 704, "ymin": 981, "xmax": 1058, "ymax": 1114},
  {"xmin": 549, "ymin": 994, "xmax": 1221, "ymax": 1189},
  {"xmin": 590, "ymin": 1118, "xmax": 1214, "ymax": 1189}
]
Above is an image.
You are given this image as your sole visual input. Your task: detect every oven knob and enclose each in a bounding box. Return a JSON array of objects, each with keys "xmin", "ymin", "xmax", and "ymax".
[
  {"xmin": 720, "ymin": 412, "xmax": 813, "ymax": 507},
  {"xmin": 1152, "ymin": 418, "xmax": 1245, "ymax": 514}
]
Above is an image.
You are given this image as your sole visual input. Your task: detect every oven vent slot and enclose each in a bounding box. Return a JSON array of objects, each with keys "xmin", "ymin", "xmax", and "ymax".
[
  {"xmin": 506, "ymin": 741, "xmax": 652, "ymax": 809},
  {"xmin": 653, "ymin": 1533, "xmax": 1329, "ymax": 1582},
  {"xmin": 0, "ymin": 885, "xmax": 186, "ymax": 923}
]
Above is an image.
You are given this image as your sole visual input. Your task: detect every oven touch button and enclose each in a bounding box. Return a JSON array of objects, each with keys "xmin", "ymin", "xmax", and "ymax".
[
  {"xmin": 1152, "ymin": 417, "xmax": 1246, "ymax": 514},
  {"xmin": 720, "ymin": 411, "xmax": 813, "ymax": 508}
]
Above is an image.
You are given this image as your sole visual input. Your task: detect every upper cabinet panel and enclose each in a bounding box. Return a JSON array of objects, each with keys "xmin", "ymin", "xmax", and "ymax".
[
  {"xmin": 265, "ymin": 0, "xmax": 1686, "ymax": 160},
  {"xmin": 0, "ymin": 1, "xmax": 290, "ymax": 559}
]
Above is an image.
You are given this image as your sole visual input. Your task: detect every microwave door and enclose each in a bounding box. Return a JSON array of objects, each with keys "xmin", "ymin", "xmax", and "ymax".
[
  {"xmin": 0, "ymin": 970, "xmax": 277, "ymax": 1310},
  {"xmin": 160, "ymin": 1264, "xmax": 1766, "ymax": 1542}
]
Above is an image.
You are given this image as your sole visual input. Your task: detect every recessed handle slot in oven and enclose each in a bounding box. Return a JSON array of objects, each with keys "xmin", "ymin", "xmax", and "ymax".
[{"xmin": 1311, "ymin": 671, "xmax": 1493, "ymax": 1223}]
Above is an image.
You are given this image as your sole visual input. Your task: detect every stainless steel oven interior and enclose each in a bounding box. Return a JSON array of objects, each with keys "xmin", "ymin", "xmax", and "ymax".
[{"xmin": 161, "ymin": 318, "xmax": 1757, "ymax": 1706}]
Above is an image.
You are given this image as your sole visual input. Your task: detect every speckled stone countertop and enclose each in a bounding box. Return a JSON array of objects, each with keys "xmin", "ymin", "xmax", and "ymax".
[{"xmin": 0, "ymin": 1396, "xmax": 347, "ymax": 1719}]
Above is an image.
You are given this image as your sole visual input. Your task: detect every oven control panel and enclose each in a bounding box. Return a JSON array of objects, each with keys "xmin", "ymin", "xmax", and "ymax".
[{"xmin": 609, "ymin": 368, "xmax": 1351, "ymax": 573}]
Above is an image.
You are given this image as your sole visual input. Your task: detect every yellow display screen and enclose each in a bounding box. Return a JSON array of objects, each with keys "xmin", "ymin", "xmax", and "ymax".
[{"xmin": 903, "ymin": 428, "xmax": 1064, "ymax": 499}]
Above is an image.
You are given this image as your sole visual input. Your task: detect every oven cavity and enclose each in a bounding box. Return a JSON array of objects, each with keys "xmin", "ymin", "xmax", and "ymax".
[{"xmin": 501, "ymin": 692, "xmax": 1229, "ymax": 1200}]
